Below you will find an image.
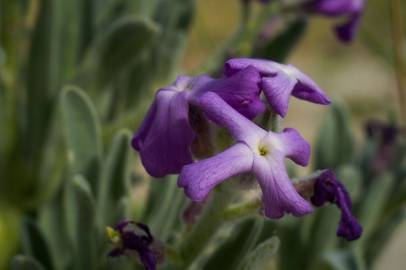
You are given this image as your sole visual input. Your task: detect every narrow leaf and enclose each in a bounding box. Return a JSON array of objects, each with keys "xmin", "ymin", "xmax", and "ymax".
[
  {"xmin": 65, "ymin": 175, "xmax": 97, "ymax": 270},
  {"xmin": 62, "ymin": 86, "xmax": 102, "ymax": 191},
  {"xmin": 240, "ymin": 237, "xmax": 280, "ymax": 270},
  {"xmin": 10, "ymin": 255, "xmax": 45, "ymax": 270}
]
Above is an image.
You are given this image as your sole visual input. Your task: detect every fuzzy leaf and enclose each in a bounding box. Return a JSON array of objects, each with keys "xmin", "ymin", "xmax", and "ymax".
[
  {"xmin": 204, "ymin": 218, "xmax": 264, "ymax": 270},
  {"xmin": 97, "ymin": 130, "xmax": 131, "ymax": 229},
  {"xmin": 11, "ymin": 255, "xmax": 45, "ymax": 270},
  {"xmin": 253, "ymin": 18, "xmax": 307, "ymax": 62},
  {"xmin": 145, "ymin": 175, "xmax": 187, "ymax": 241},
  {"xmin": 240, "ymin": 236, "xmax": 280, "ymax": 270},
  {"xmin": 315, "ymin": 101, "xmax": 354, "ymax": 169},
  {"xmin": 65, "ymin": 175, "xmax": 97, "ymax": 270},
  {"xmin": 21, "ymin": 218, "xmax": 53, "ymax": 270},
  {"xmin": 62, "ymin": 86, "xmax": 102, "ymax": 191},
  {"xmin": 97, "ymin": 16, "xmax": 159, "ymax": 86}
]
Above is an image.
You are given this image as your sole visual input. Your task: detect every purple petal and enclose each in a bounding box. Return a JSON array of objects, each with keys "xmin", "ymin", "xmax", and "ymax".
[
  {"xmin": 132, "ymin": 100, "xmax": 158, "ymax": 151},
  {"xmin": 224, "ymin": 58, "xmax": 280, "ymax": 77},
  {"xmin": 194, "ymin": 66, "xmax": 265, "ymax": 119},
  {"xmin": 197, "ymin": 92, "xmax": 266, "ymax": 147},
  {"xmin": 337, "ymin": 204, "xmax": 363, "ymax": 240},
  {"xmin": 289, "ymin": 65, "xmax": 331, "ymax": 105},
  {"xmin": 261, "ymin": 73, "xmax": 296, "ymax": 117},
  {"xmin": 334, "ymin": 11, "xmax": 362, "ymax": 43},
  {"xmin": 308, "ymin": 0, "xmax": 357, "ymax": 15},
  {"xmin": 311, "ymin": 169, "xmax": 362, "ymax": 241},
  {"xmin": 253, "ymin": 154, "xmax": 313, "ymax": 219},
  {"xmin": 133, "ymin": 90, "xmax": 195, "ymax": 177},
  {"xmin": 278, "ymin": 128, "xmax": 311, "ymax": 166},
  {"xmin": 139, "ymin": 248, "xmax": 157, "ymax": 270},
  {"xmin": 178, "ymin": 143, "xmax": 254, "ymax": 201}
]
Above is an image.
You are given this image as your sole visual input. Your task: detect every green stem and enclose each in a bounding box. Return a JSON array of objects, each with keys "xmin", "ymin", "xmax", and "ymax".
[
  {"xmin": 177, "ymin": 187, "xmax": 231, "ymax": 268},
  {"xmin": 223, "ymin": 199, "xmax": 262, "ymax": 221},
  {"xmin": 389, "ymin": 0, "xmax": 406, "ymax": 126}
]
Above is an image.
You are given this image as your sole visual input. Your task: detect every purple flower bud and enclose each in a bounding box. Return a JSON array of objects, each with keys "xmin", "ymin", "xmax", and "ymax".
[
  {"xmin": 107, "ymin": 220, "xmax": 157, "ymax": 270},
  {"xmin": 306, "ymin": 0, "xmax": 365, "ymax": 43},
  {"xmin": 224, "ymin": 58, "xmax": 330, "ymax": 117},
  {"xmin": 311, "ymin": 170, "xmax": 363, "ymax": 241}
]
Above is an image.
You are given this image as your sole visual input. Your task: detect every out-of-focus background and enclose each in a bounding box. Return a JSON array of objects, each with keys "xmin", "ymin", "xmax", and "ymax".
[{"xmin": 183, "ymin": 0, "xmax": 405, "ymax": 269}]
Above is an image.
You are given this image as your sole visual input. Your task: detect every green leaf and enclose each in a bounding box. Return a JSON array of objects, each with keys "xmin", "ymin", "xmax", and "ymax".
[
  {"xmin": 240, "ymin": 237, "xmax": 279, "ymax": 270},
  {"xmin": 65, "ymin": 175, "xmax": 97, "ymax": 270},
  {"xmin": 62, "ymin": 86, "xmax": 102, "ymax": 191},
  {"xmin": 145, "ymin": 176, "xmax": 187, "ymax": 241},
  {"xmin": 337, "ymin": 165, "xmax": 362, "ymax": 201},
  {"xmin": 21, "ymin": 218, "xmax": 53, "ymax": 270},
  {"xmin": 320, "ymin": 250, "xmax": 363, "ymax": 270},
  {"xmin": 252, "ymin": 18, "xmax": 307, "ymax": 62},
  {"xmin": 97, "ymin": 16, "xmax": 159, "ymax": 86},
  {"xmin": 38, "ymin": 186, "xmax": 73, "ymax": 270},
  {"xmin": 358, "ymin": 173, "xmax": 395, "ymax": 241},
  {"xmin": 315, "ymin": 101, "xmax": 354, "ymax": 170},
  {"xmin": 203, "ymin": 218, "xmax": 264, "ymax": 270},
  {"xmin": 10, "ymin": 255, "xmax": 45, "ymax": 270},
  {"xmin": 97, "ymin": 130, "xmax": 131, "ymax": 229}
]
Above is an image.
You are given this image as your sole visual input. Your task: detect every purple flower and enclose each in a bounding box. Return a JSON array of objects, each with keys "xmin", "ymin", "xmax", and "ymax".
[
  {"xmin": 307, "ymin": 0, "xmax": 365, "ymax": 42},
  {"xmin": 132, "ymin": 67, "xmax": 263, "ymax": 177},
  {"xmin": 132, "ymin": 77, "xmax": 195, "ymax": 177},
  {"xmin": 311, "ymin": 170, "xmax": 363, "ymax": 240},
  {"xmin": 178, "ymin": 92, "xmax": 313, "ymax": 219},
  {"xmin": 224, "ymin": 58, "xmax": 331, "ymax": 117},
  {"xmin": 365, "ymin": 120, "xmax": 400, "ymax": 175},
  {"xmin": 107, "ymin": 220, "xmax": 156, "ymax": 270}
]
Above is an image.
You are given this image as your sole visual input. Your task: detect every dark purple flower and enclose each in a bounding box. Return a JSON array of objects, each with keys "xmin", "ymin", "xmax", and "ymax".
[
  {"xmin": 178, "ymin": 92, "xmax": 313, "ymax": 219},
  {"xmin": 365, "ymin": 120, "xmax": 400, "ymax": 175},
  {"xmin": 107, "ymin": 220, "xmax": 156, "ymax": 270},
  {"xmin": 307, "ymin": 0, "xmax": 365, "ymax": 42},
  {"xmin": 225, "ymin": 58, "xmax": 330, "ymax": 117},
  {"xmin": 311, "ymin": 170, "xmax": 362, "ymax": 240},
  {"xmin": 132, "ymin": 68, "xmax": 263, "ymax": 177}
]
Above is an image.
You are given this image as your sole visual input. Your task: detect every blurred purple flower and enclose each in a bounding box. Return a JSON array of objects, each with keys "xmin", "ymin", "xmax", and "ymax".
[
  {"xmin": 365, "ymin": 120, "xmax": 400, "ymax": 175},
  {"xmin": 225, "ymin": 58, "xmax": 330, "ymax": 117},
  {"xmin": 107, "ymin": 220, "xmax": 156, "ymax": 270},
  {"xmin": 132, "ymin": 68, "xmax": 263, "ymax": 177},
  {"xmin": 178, "ymin": 92, "xmax": 313, "ymax": 218},
  {"xmin": 311, "ymin": 169, "xmax": 363, "ymax": 240},
  {"xmin": 307, "ymin": 0, "xmax": 365, "ymax": 42}
]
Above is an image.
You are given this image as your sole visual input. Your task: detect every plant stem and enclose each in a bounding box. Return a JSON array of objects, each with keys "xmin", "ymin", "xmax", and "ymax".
[
  {"xmin": 177, "ymin": 187, "xmax": 231, "ymax": 268},
  {"xmin": 389, "ymin": 0, "xmax": 406, "ymax": 126}
]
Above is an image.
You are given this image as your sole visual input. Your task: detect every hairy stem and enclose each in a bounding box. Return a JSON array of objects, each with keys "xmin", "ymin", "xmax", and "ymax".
[{"xmin": 177, "ymin": 187, "xmax": 231, "ymax": 268}]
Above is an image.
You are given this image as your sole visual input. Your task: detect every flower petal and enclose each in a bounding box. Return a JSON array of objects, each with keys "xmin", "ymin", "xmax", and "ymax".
[
  {"xmin": 278, "ymin": 128, "xmax": 311, "ymax": 166},
  {"xmin": 135, "ymin": 90, "xmax": 195, "ymax": 177},
  {"xmin": 178, "ymin": 143, "xmax": 254, "ymax": 201},
  {"xmin": 253, "ymin": 154, "xmax": 313, "ymax": 218},
  {"xmin": 289, "ymin": 65, "xmax": 331, "ymax": 105},
  {"xmin": 197, "ymin": 92, "xmax": 266, "ymax": 147},
  {"xmin": 308, "ymin": 0, "xmax": 357, "ymax": 15},
  {"xmin": 195, "ymin": 66, "xmax": 264, "ymax": 119},
  {"xmin": 261, "ymin": 74, "xmax": 296, "ymax": 117},
  {"xmin": 334, "ymin": 11, "xmax": 362, "ymax": 43},
  {"xmin": 224, "ymin": 58, "xmax": 280, "ymax": 77},
  {"xmin": 132, "ymin": 100, "xmax": 158, "ymax": 151}
]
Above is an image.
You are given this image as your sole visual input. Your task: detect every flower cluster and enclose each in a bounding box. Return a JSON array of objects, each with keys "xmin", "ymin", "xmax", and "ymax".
[
  {"xmin": 132, "ymin": 57, "xmax": 361, "ymax": 239},
  {"xmin": 257, "ymin": 0, "xmax": 365, "ymax": 43}
]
